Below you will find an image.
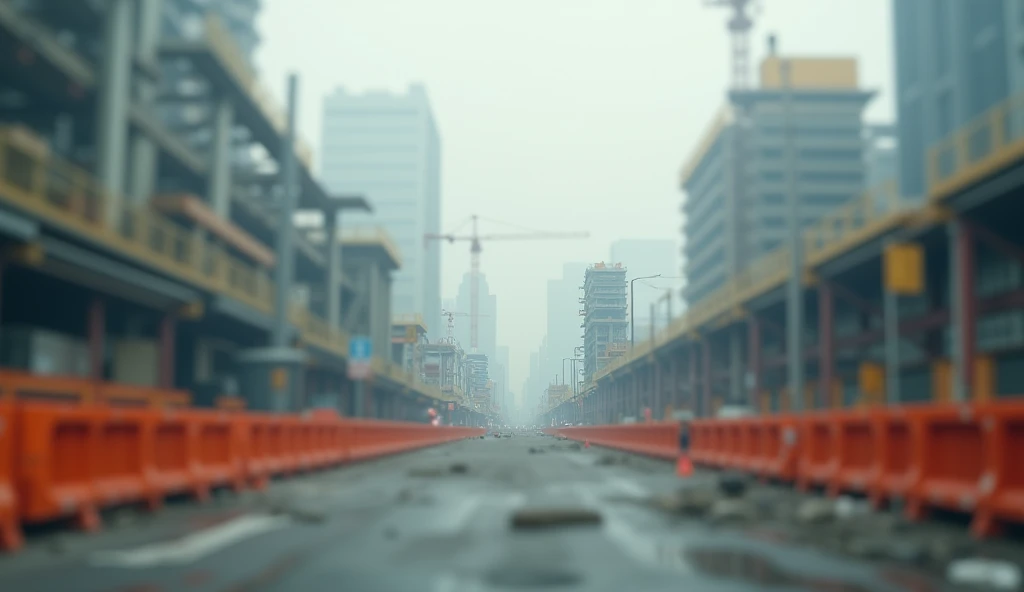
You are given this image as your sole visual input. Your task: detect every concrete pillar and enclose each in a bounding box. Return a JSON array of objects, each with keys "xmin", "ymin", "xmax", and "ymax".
[
  {"xmin": 96, "ymin": 0, "xmax": 134, "ymax": 227},
  {"xmin": 729, "ymin": 326, "xmax": 743, "ymax": 404},
  {"xmin": 326, "ymin": 213, "xmax": 342, "ymax": 330},
  {"xmin": 818, "ymin": 283, "xmax": 834, "ymax": 409},
  {"xmin": 88, "ymin": 297, "xmax": 105, "ymax": 380},
  {"xmin": 272, "ymin": 74, "xmax": 300, "ymax": 347},
  {"xmin": 689, "ymin": 344, "xmax": 698, "ymax": 413},
  {"xmin": 670, "ymin": 355, "xmax": 680, "ymax": 411},
  {"xmin": 949, "ymin": 220, "xmax": 975, "ymax": 402},
  {"xmin": 128, "ymin": 0, "xmax": 162, "ymax": 204},
  {"xmin": 701, "ymin": 339, "xmax": 712, "ymax": 417},
  {"xmin": 159, "ymin": 314, "xmax": 176, "ymax": 388},
  {"xmin": 747, "ymin": 316, "xmax": 761, "ymax": 410},
  {"xmin": 883, "ymin": 240, "xmax": 902, "ymax": 405},
  {"xmin": 208, "ymin": 97, "xmax": 235, "ymax": 219}
]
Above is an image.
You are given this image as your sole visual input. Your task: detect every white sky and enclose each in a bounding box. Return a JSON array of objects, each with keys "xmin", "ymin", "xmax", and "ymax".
[{"xmin": 256, "ymin": 0, "xmax": 894, "ymax": 398}]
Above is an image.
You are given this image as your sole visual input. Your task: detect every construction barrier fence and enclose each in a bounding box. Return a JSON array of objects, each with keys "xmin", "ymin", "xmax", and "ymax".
[
  {"xmin": 548, "ymin": 398, "xmax": 1024, "ymax": 538},
  {"xmin": 0, "ymin": 373, "xmax": 484, "ymax": 553}
]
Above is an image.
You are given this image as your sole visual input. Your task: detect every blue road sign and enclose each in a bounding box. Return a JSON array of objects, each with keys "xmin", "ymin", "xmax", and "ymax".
[{"xmin": 349, "ymin": 336, "xmax": 372, "ymax": 361}]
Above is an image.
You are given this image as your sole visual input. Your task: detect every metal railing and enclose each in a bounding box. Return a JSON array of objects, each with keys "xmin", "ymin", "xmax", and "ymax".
[{"xmin": 802, "ymin": 180, "xmax": 905, "ymax": 262}]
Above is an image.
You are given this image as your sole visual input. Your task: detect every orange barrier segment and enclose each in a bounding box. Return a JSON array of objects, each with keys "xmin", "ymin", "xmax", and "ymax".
[
  {"xmin": 553, "ymin": 422, "xmax": 680, "ymax": 460},
  {"xmin": 0, "ymin": 397, "xmax": 21, "ymax": 551}
]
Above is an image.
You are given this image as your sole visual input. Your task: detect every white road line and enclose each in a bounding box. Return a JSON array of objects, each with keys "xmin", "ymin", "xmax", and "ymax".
[{"xmin": 90, "ymin": 514, "xmax": 291, "ymax": 568}]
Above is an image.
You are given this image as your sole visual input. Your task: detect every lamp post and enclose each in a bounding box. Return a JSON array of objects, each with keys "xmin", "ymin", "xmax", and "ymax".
[{"xmin": 630, "ymin": 274, "xmax": 662, "ymax": 346}]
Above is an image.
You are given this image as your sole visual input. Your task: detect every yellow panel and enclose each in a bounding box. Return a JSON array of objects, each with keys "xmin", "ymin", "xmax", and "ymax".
[
  {"xmin": 884, "ymin": 243, "xmax": 925, "ymax": 295},
  {"xmin": 405, "ymin": 326, "xmax": 417, "ymax": 342},
  {"xmin": 974, "ymin": 356, "xmax": 995, "ymax": 402},
  {"xmin": 270, "ymin": 367, "xmax": 288, "ymax": 390},
  {"xmin": 829, "ymin": 379, "xmax": 843, "ymax": 409},
  {"xmin": 932, "ymin": 360, "xmax": 952, "ymax": 402},
  {"xmin": 760, "ymin": 56, "xmax": 859, "ymax": 90},
  {"xmin": 858, "ymin": 363, "xmax": 885, "ymax": 405},
  {"xmin": 759, "ymin": 391, "xmax": 772, "ymax": 414}
]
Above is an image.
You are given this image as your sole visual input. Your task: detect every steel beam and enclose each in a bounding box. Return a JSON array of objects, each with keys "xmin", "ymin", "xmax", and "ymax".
[
  {"xmin": 95, "ymin": 0, "xmax": 133, "ymax": 226},
  {"xmin": 272, "ymin": 75, "xmax": 299, "ymax": 347},
  {"xmin": 950, "ymin": 220, "xmax": 976, "ymax": 402},
  {"xmin": 818, "ymin": 283, "xmax": 834, "ymax": 409},
  {"xmin": 747, "ymin": 316, "xmax": 761, "ymax": 410}
]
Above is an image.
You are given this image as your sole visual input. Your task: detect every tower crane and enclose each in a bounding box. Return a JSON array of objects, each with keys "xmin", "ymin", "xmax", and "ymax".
[
  {"xmin": 703, "ymin": 0, "xmax": 763, "ymax": 89},
  {"xmin": 426, "ymin": 216, "xmax": 588, "ymax": 352},
  {"xmin": 440, "ymin": 309, "xmax": 491, "ymax": 347}
]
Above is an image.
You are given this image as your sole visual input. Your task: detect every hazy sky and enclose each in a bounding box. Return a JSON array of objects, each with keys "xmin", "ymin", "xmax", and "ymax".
[{"xmin": 257, "ymin": 0, "xmax": 894, "ymax": 399}]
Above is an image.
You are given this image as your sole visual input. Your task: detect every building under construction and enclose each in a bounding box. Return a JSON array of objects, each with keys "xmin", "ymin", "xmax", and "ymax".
[
  {"xmin": 419, "ymin": 341, "xmax": 467, "ymax": 403},
  {"xmin": 465, "ymin": 353, "xmax": 492, "ymax": 413},
  {"xmin": 582, "ymin": 263, "xmax": 628, "ymax": 382}
]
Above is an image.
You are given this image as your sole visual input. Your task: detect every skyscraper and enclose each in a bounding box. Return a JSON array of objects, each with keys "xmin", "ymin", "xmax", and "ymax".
[
  {"xmin": 892, "ymin": 0, "xmax": 1013, "ymax": 200},
  {"xmin": 610, "ymin": 240, "xmax": 677, "ymax": 339},
  {"xmin": 320, "ymin": 85, "xmax": 442, "ymax": 335},
  {"xmin": 681, "ymin": 54, "xmax": 874, "ymax": 305},
  {"xmin": 453, "ymin": 272, "xmax": 497, "ymax": 361}
]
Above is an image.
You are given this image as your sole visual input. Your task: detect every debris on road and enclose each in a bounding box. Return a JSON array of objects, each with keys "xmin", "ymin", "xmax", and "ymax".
[
  {"xmin": 449, "ymin": 462, "xmax": 469, "ymax": 475},
  {"xmin": 708, "ymin": 498, "xmax": 755, "ymax": 524},
  {"xmin": 510, "ymin": 507, "xmax": 603, "ymax": 530},
  {"xmin": 795, "ymin": 498, "xmax": 836, "ymax": 525},
  {"xmin": 947, "ymin": 558, "xmax": 1021, "ymax": 590},
  {"xmin": 716, "ymin": 472, "xmax": 749, "ymax": 498},
  {"xmin": 408, "ymin": 467, "xmax": 445, "ymax": 478}
]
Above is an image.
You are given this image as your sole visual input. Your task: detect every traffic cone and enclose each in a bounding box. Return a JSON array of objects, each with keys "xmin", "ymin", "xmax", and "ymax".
[
  {"xmin": 676, "ymin": 454, "xmax": 694, "ymax": 478},
  {"xmin": 584, "ymin": 440, "xmax": 590, "ymax": 449}
]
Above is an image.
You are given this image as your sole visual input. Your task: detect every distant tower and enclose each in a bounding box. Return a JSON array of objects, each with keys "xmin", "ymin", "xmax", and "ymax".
[{"xmin": 702, "ymin": 0, "xmax": 762, "ymax": 89}]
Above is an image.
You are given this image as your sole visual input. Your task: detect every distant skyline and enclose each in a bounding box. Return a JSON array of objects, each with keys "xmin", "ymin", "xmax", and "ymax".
[{"xmin": 256, "ymin": 0, "xmax": 894, "ymax": 391}]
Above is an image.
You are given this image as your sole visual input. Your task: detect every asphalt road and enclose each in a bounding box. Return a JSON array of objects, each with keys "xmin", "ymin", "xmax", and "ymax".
[{"xmin": 0, "ymin": 433, "xmax": 1012, "ymax": 591}]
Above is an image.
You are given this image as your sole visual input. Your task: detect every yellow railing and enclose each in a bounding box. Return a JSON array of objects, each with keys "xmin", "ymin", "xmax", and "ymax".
[
  {"xmin": 0, "ymin": 125, "xmax": 273, "ymax": 314},
  {"xmin": 594, "ymin": 182, "xmax": 911, "ymax": 385},
  {"xmin": 290, "ymin": 304, "xmax": 349, "ymax": 355},
  {"xmin": 802, "ymin": 180, "xmax": 904, "ymax": 263},
  {"xmin": 927, "ymin": 93, "xmax": 1024, "ymax": 200},
  {"xmin": 340, "ymin": 226, "xmax": 404, "ymax": 267},
  {"xmin": 203, "ymin": 16, "xmax": 314, "ymax": 172}
]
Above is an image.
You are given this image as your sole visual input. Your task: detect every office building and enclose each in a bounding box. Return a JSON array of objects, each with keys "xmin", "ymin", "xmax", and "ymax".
[
  {"xmin": 546, "ymin": 262, "xmax": 588, "ymax": 393},
  {"xmin": 582, "ymin": 263, "xmax": 628, "ymax": 382},
  {"xmin": 893, "ymin": 0, "xmax": 1014, "ymax": 200},
  {"xmin": 681, "ymin": 53, "xmax": 874, "ymax": 305},
  {"xmin": 610, "ymin": 240, "xmax": 677, "ymax": 339},
  {"xmin": 320, "ymin": 85, "xmax": 442, "ymax": 335}
]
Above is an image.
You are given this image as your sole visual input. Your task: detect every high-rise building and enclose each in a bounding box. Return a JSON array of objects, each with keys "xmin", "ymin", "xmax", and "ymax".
[
  {"xmin": 681, "ymin": 54, "xmax": 874, "ymax": 305},
  {"xmin": 582, "ymin": 263, "xmax": 628, "ymax": 382},
  {"xmin": 609, "ymin": 240, "xmax": 677, "ymax": 339},
  {"xmin": 320, "ymin": 85, "xmax": 442, "ymax": 336},
  {"xmin": 452, "ymin": 272, "xmax": 497, "ymax": 361},
  {"xmin": 546, "ymin": 262, "xmax": 588, "ymax": 393},
  {"xmin": 864, "ymin": 124, "xmax": 898, "ymax": 190},
  {"xmin": 892, "ymin": 0, "xmax": 1015, "ymax": 200},
  {"xmin": 493, "ymin": 345, "xmax": 510, "ymax": 414}
]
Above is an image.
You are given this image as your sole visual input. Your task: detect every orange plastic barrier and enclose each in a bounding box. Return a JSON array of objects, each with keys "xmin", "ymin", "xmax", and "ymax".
[
  {"xmin": 686, "ymin": 400, "xmax": 1024, "ymax": 537},
  {"xmin": 0, "ymin": 396, "xmax": 20, "ymax": 551},
  {"xmin": 552, "ymin": 422, "xmax": 680, "ymax": 460}
]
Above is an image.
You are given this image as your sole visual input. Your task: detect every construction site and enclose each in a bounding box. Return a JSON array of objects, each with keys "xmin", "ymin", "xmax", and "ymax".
[{"xmin": 1, "ymin": 1, "xmax": 1024, "ymax": 588}]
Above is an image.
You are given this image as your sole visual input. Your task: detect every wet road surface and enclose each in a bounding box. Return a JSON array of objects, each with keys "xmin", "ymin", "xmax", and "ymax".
[{"xmin": 0, "ymin": 433, "xmax": 1001, "ymax": 591}]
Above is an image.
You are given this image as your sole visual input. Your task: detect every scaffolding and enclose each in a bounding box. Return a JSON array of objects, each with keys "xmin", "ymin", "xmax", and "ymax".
[{"xmin": 583, "ymin": 262, "xmax": 628, "ymax": 382}]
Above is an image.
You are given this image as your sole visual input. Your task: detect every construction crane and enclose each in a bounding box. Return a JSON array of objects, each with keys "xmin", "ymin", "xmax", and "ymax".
[
  {"xmin": 703, "ymin": 0, "xmax": 762, "ymax": 89},
  {"xmin": 427, "ymin": 216, "xmax": 588, "ymax": 352},
  {"xmin": 440, "ymin": 309, "xmax": 491, "ymax": 347}
]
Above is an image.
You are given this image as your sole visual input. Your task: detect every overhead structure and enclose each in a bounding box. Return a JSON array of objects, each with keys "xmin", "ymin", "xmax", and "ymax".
[
  {"xmin": 703, "ymin": 0, "xmax": 761, "ymax": 89},
  {"xmin": 425, "ymin": 216, "xmax": 588, "ymax": 352}
]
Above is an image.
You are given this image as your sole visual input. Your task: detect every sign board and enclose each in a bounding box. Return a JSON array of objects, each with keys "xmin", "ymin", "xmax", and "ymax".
[
  {"xmin": 347, "ymin": 336, "xmax": 373, "ymax": 381},
  {"xmin": 405, "ymin": 326, "xmax": 417, "ymax": 342},
  {"xmin": 448, "ymin": 403, "xmax": 454, "ymax": 411}
]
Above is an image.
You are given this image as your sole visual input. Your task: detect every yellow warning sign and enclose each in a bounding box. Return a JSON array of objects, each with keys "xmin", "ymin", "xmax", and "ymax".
[{"xmin": 406, "ymin": 326, "xmax": 417, "ymax": 342}]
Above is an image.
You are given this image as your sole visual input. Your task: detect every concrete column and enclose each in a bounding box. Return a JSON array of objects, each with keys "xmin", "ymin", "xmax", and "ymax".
[
  {"xmin": 670, "ymin": 355, "xmax": 680, "ymax": 412},
  {"xmin": 128, "ymin": 0, "xmax": 163, "ymax": 204},
  {"xmin": 818, "ymin": 283, "xmax": 834, "ymax": 409},
  {"xmin": 653, "ymin": 363, "xmax": 661, "ymax": 419},
  {"xmin": 96, "ymin": 0, "xmax": 134, "ymax": 227},
  {"xmin": 689, "ymin": 344, "xmax": 698, "ymax": 413},
  {"xmin": 883, "ymin": 240, "xmax": 902, "ymax": 405},
  {"xmin": 208, "ymin": 97, "xmax": 235, "ymax": 219},
  {"xmin": 949, "ymin": 220, "xmax": 975, "ymax": 402},
  {"xmin": 701, "ymin": 339, "xmax": 712, "ymax": 417},
  {"xmin": 159, "ymin": 314, "xmax": 176, "ymax": 388},
  {"xmin": 729, "ymin": 326, "xmax": 743, "ymax": 404},
  {"xmin": 326, "ymin": 213, "xmax": 342, "ymax": 329},
  {"xmin": 89, "ymin": 298, "xmax": 105, "ymax": 380},
  {"xmin": 272, "ymin": 75, "xmax": 300, "ymax": 347},
  {"xmin": 747, "ymin": 316, "xmax": 761, "ymax": 410}
]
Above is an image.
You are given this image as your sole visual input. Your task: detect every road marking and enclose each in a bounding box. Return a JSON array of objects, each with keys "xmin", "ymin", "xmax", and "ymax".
[{"xmin": 90, "ymin": 514, "xmax": 291, "ymax": 568}]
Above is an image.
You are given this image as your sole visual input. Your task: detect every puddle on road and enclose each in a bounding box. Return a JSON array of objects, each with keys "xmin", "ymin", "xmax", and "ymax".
[{"xmin": 678, "ymin": 546, "xmax": 944, "ymax": 592}]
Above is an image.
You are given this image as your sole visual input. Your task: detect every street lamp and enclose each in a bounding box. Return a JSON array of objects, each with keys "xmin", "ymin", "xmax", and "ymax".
[{"xmin": 630, "ymin": 274, "xmax": 662, "ymax": 346}]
